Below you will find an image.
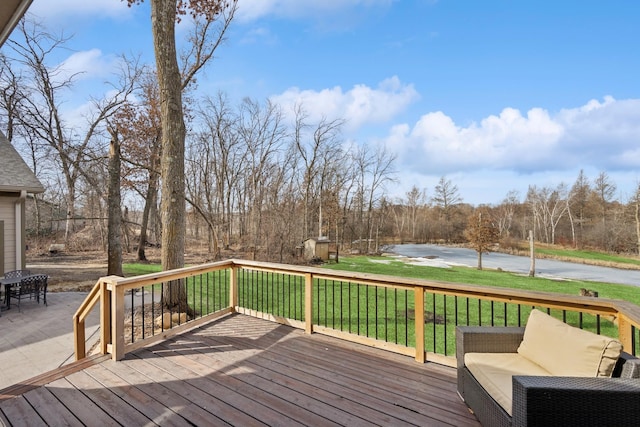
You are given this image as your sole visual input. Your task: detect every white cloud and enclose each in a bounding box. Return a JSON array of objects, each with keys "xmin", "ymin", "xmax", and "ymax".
[
  {"xmin": 271, "ymin": 76, "xmax": 419, "ymax": 131},
  {"xmin": 55, "ymin": 49, "xmax": 117, "ymax": 84},
  {"xmin": 385, "ymin": 97, "xmax": 640, "ymax": 177},
  {"xmin": 555, "ymin": 97, "xmax": 640, "ymax": 165}
]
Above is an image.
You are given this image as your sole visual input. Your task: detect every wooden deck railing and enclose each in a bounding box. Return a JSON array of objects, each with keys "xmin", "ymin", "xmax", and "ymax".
[{"xmin": 73, "ymin": 259, "xmax": 640, "ymax": 366}]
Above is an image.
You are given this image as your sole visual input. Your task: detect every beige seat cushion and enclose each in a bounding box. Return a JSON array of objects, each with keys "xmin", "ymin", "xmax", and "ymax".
[
  {"xmin": 465, "ymin": 352, "xmax": 551, "ymax": 416},
  {"xmin": 517, "ymin": 309, "xmax": 622, "ymax": 377}
]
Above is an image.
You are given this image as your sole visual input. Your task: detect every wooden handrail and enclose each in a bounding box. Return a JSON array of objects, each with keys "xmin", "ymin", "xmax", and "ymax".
[
  {"xmin": 72, "ymin": 280, "xmax": 101, "ymax": 360},
  {"xmin": 73, "ymin": 258, "xmax": 640, "ymax": 363}
]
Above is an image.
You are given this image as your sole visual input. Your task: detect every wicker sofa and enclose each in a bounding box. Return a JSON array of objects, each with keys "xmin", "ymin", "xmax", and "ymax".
[{"xmin": 456, "ymin": 309, "xmax": 640, "ymax": 427}]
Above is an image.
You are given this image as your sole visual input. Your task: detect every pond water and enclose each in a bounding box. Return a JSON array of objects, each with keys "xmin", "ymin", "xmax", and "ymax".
[{"xmin": 387, "ymin": 244, "xmax": 640, "ymax": 287}]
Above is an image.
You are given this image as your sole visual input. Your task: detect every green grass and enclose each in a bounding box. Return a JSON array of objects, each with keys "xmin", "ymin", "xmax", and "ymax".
[
  {"xmin": 123, "ymin": 263, "xmax": 162, "ymax": 276},
  {"xmin": 322, "ymin": 255, "xmax": 640, "ymax": 354},
  {"xmin": 124, "ymin": 254, "xmax": 640, "ymax": 306},
  {"xmin": 323, "ymin": 256, "xmax": 640, "ymax": 306},
  {"xmin": 535, "ymin": 247, "xmax": 640, "ymax": 267},
  {"xmin": 123, "ymin": 256, "xmax": 640, "ymax": 355}
]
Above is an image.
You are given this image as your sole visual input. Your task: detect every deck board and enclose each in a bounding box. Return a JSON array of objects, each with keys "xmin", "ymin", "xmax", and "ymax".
[
  {"xmin": 0, "ymin": 313, "xmax": 480, "ymax": 426},
  {"xmin": 182, "ymin": 337, "xmax": 432, "ymax": 426},
  {"xmin": 23, "ymin": 386, "xmax": 83, "ymax": 427},
  {"xmin": 99, "ymin": 359, "xmax": 232, "ymax": 426}
]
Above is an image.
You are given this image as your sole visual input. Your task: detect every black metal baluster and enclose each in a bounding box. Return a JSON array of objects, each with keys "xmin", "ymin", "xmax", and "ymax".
[
  {"xmin": 443, "ymin": 294, "xmax": 448, "ymax": 355},
  {"xmin": 466, "ymin": 298, "xmax": 470, "ymax": 326},
  {"xmin": 490, "ymin": 301, "xmax": 495, "ymax": 327},
  {"xmin": 394, "ymin": 288, "xmax": 398, "ymax": 344},
  {"xmin": 503, "ymin": 302, "xmax": 507, "ymax": 327},
  {"xmin": 366, "ymin": 285, "xmax": 370, "ymax": 337},
  {"xmin": 375, "ymin": 286, "xmax": 379, "ymax": 339},
  {"xmin": 432, "ymin": 293, "xmax": 436, "ymax": 353},
  {"xmin": 130, "ymin": 288, "xmax": 135, "ymax": 343},
  {"xmin": 384, "ymin": 287, "xmax": 388, "ymax": 342},
  {"xmin": 404, "ymin": 289, "xmax": 408, "ymax": 346},
  {"xmin": 141, "ymin": 286, "xmax": 145, "ymax": 339}
]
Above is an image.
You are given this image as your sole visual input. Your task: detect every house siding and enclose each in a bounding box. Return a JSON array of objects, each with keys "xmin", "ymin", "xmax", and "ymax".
[
  {"xmin": 0, "ymin": 130, "xmax": 44, "ymax": 274},
  {"xmin": 0, "ymin": 196, "xmax": 16, "ymax": 274}
]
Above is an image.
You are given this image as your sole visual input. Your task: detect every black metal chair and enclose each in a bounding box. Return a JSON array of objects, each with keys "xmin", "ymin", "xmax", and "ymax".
[
  {"xmin": 2, "ymin": 270, "xmax": 32, "ymax": 310},
  {"xmin": 35, "ymin": 274, "xmax": 48, "ymax": 306},
  {"xmin": 9, "ymin": 274, "xmax": 47, "ymax": 309}
]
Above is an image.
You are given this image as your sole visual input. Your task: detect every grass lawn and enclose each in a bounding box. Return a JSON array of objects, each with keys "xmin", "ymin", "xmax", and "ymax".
[
  {"xmin": 123, "ymin": 255, "xmax": 640, "ymax": 355},
  {"xmin": 323, "ymin": 255, "xmax": 640, "ymax": 305},
  {"xmin": 505, "ymin": 242, "xmax": 640, "ymax": 269},
  {"xmin": 322, "ymin": 256, "xmax": 640, "ymax": 352},
  {"xmin": 123, "ymin": 263, "xmax": 163, "ymax": 276},
  {"xmin": 124, "ymin": 251, "xmax": 640, "ymax": 306}
]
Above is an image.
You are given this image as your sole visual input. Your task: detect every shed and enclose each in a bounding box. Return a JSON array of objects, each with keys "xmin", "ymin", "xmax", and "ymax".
[
  {"xmin": 303, "ymin": 237, "xmax": 330, "ymax": 261},
  {"xmin": 0, "ymin": 131, "xmax": 45, "ymax": 275}
]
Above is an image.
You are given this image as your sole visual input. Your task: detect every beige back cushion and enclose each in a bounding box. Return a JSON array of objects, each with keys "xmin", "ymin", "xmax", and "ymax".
[{"xmin": 517, "ymin": 309, "xmax": 622, "ymax": 377}]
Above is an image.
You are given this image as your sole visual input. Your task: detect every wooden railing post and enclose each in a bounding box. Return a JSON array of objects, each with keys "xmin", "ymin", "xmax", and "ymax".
[
  {"xmin": 100, "ymin": 280, "xmax": 111, "ymax": 355},
  {"xmin": 110, "ymin": 279, "xmax": 125, "ymax": 361},
  {"xmin": 229, "ymin": 265, "xmax": 238, "ymax": 311},
  {"xmin": 73, "ymin": 316, "xmax": 86, "ymax": 360},
  {"xmin": 617, "ymin": 313, "xmax": 634, "ymax": 355},
  {"xmin": 414, "ymin": 286, "xmax": 425, "ymax": 363},
  {"xmin": 305, "ymin": 273, "xmax": 313, "ymax": 334}
]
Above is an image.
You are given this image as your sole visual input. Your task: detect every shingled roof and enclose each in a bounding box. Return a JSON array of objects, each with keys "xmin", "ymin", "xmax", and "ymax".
[
  {"xmin": 0, "ymin": 131, "xmax": 44, "ymax": 193},
  {"xmin": 0, "ymin": 0, "xmax": 33, "ymax": 47}
]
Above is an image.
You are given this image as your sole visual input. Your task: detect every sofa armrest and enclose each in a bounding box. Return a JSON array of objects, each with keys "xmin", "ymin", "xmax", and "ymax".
[
  {"xmin": 615, "ymin": 352, "xmax": 640, "ymax": 378},
  {"xmin": 511, "ymin": 376, "xmax": 640, "ymax": 427},
  {"xmin": 456, "ymin": 326, "xmax": 525, "ymax": 369}
]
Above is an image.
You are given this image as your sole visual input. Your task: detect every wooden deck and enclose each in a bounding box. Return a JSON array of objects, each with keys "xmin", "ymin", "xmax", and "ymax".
[{"xmin": 0, "ymin": 314, "xmax": 479, "ymax": 426}]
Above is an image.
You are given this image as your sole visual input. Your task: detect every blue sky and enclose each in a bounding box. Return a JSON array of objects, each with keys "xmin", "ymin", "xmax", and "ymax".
[{"xmin": 19, "ymin": 0, "xmax": 640, "ymax": 205}]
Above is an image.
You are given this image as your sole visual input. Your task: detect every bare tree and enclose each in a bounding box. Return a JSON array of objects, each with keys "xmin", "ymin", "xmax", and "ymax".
[
  {"xmin": 193, "ymin": 92, "xmax": 244, "ymax": 252},
  {"xmin": 495, "ymin": 190, "xmax": 519, "ymax": 238},
  {"xmin": 186, "ymin": 93, "xmax": 244, "ymax": 259},
  {"xmin": 365, "ymin": 145, "xmax": 397, "ymax": 252},
  {"xmin": 593, "ymin": 171, "xmax": 617, "ymax": 250},
  {"xmin": 237, "ymin": 97, "xmax": 287, "ymax": 259},
  {"xmin": 126, "ymin": 0, "xmax": 236, "ymax": 312},
  {"xmin": 107, "ymin": 126, "xmax": 123, "ymax": 276},
  {"xmin": 113, "ymin": 69, "xmax": 162, "ymax": 261},
  {"xmin": 569, "ymin": 169, "xmax": 590, "ymax": 248},
  {"xmin": 6, "ymin": 19, "xmax": 140, "ymax": 245},
  {"xmin": 293, "ymin": 108, "xmax": 345, "ymax": 240},
  {"xmin": 431, "ymin": 176, "xmax": 462, "ymax": 242},
  {"xmin": 526, "ymin": 184, "xmax": 569, "ymax": 245},
  {"xmin": 405, "ymin": 186, "xmax": 426, "ymax": 241},
  {"xmin": 0, "ymin": 53, "xmax": 26, "ymax": 141},
  {"xmin": 632, "ymin": 183, "xmax": 640, "ymax": 255},
  {"xmin": 350, "ymin": 144, "xmax": 397, "ymax": 253}
]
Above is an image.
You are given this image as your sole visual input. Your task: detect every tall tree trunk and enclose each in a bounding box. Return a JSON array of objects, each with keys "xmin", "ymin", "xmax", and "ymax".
[
  {"xmin": 635, "ymin": 196, "xmax": 640, "ymax": 255},
  {"xmin": 151, "ymin": 0, "xmax": 188, "ymax": 312},
  {"xmin": 107, "ymin": 132, "xmax": 123, "ymax": 276},
  {"xmin": 64, "ymin": 185, "xmax": 75, "ymax": 244},
  {"xmin": 528, "ymin": 230, "xmax": 535, "ymax": 277},
  {"xmin": 137, "ymin": 170, "xmax": 159, "ymax": 261}
]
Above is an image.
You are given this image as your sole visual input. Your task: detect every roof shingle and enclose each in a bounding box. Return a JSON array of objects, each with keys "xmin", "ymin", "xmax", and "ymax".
[{"xmin": 0, "ymin": 131, "xmax": 45, "ymax": 193}]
